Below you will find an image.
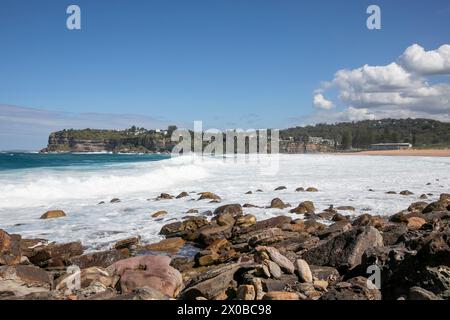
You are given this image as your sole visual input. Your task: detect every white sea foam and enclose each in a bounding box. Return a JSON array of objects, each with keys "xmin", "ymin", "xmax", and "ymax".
[{"xmin": 0, "ymin": 154, "xmax": 448, "ymax": 250}]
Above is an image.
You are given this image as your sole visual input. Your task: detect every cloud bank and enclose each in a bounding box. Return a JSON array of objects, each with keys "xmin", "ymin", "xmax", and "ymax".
[{"xmin": 311, "ymin": 44, "xmax": 450, "ymax": 123}]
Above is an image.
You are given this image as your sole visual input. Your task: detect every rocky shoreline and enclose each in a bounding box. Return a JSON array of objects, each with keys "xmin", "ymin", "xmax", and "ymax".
[{"xmin": 1, "ymin": 191, "xmax": 449, "ymax": 301}]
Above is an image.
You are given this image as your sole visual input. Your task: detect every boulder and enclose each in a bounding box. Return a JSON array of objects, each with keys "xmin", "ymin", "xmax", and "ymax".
[
  {"xmin": 0, "ymin": 265, "xmax": 51, "ymax": 298},
  {"xmin": 290, "ymin": 201, "xmax": 315, "ymax": 214},
  {"xmin": 109, "ymin": 255, "xmax": 183, "ymax": 298},
  {"xmin": 336, "ymin": 206, "xmax": 356, "ymax": 211},
  {"xmin": 310, "ymin": 265, "xmax": 340, "ymax": 284},
  {"xmin": 197, "ymin": 192, "xmax": 221, "ymax": 201},
  {"xmin": 320, "ymin": 276, "xmax": 381, "ymax": 300},
  {"xmin": 422, "ymin": 201, "xmax": 448, "ymax": 214},
  {"xmin": 110, "ymin": 198, "xmax": 121, "ymax": 203},
  {"xmin": 0, "ymin": 230, "xmax": 21, "ymax": 266},
  {"xmin": 114, "ymin": 236, "xmax": 140, "ymax": 250},
  {"xmin": 144, "ymin": 237, "xmax": 185, "ymax": 254},
  {"xmin": 269, "ymin": 198, "xmax": 289, "ymax": 209},
  {"xmin": 235, "ymin": 214, "xmax": 256, "ymax": 228},
  {"xmin": 381, "ymin": 223, "xmax": 408, "ymax": 246},
  {"xmin": 274, "ymin": 186, "xmax": 287, "ymax": 191},
  {"xmin": 302, "ymin": 226, "xmax": 384, "ymax": 272},
  {"xmin": 247, "ymin": 228, "xmax": 288, "ymax": 247},
  {"xmin": 407, "ymin": 217, "xmax": 426, "ymax": 230},
  {"xmin": 266, "ymin": 260, "xmax": 282, "ymax": 279},
  {"xmin": 352, "ymin": 214, "xmax": 385, "ymax": 230},
  {"xmin": 198, "ymin": 224, "xmax": 233, "ymax": 245},
  {"xmin": 156, "ymin": 193, "xmax": 173, "ymax": 200},
  {"xmin": 409, "ymin": 286, "xmax": 442, "ymax": 300},
  {"xmin": 213, "ymin": 212, "xmax": 235, "ymax": 227},
  {"xmin": 213, "ymin": 204, "xmax": 242, "ymax": 217},
  {"xmin": 400, "ymin": 190, "xmax": 414, "ymax": 196},
  {"xmin": 295, "ymin": 259, "xmax": 313, "ymax": 283},
  {"xmin": 70, "ymin": 249, "xmax": 130, "ymax": 269},
  {"xmin": 408, "ymin": 202, "xmax": 429, "ymax": 212},
  {"xmin": 181, "ymin": 264, "xmax": 240, "ymax": 300},
  {"xmin": 159, "ymin": 216, "xmax": 209, "ymax": 239},
  {"xmin": 176, "ymin": 192, "xmax": 189, "ymax": 199},
  {"xmin": 151, "ymin": 211, "xmax": 168, "ymax": 218},
  {"xmin": 27, "ymin": 241, "xmax": 83, "ymax": 268},
  {"xmin": 332, "ymin": 213, "xmax": 348, "ymax": 222},
  {"xmin": 315, "ymin": 221, "xmax": 352, "ymax": 239},
  {"xmin": 295, "ymin": 187, "xmax": 305, "ymax": 192},
  {"xmin": 56, "ymin": 266, "xmax": 117, "ymax": 295},
  {"xmin": 40, "ymin": 210, "xmax": 66, "ymax": 220},
  {"xmin": 195, "ymin": 239, "xmax": 236, "ymax": 267},
  {"xmin": 306, "ymin": 187, "xmax": 318, "ymax": 192}
]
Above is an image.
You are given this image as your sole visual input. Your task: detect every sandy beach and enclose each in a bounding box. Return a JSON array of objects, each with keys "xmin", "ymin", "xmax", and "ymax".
[{"xmin": 344, "ymin": 149, "xmax": 450, "ymax": 157}]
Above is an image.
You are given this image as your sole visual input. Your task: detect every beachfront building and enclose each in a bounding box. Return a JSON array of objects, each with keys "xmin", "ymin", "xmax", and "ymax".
[{"xmin": 369, "ymin": 143, "xmax": 412, "ymax": 150}]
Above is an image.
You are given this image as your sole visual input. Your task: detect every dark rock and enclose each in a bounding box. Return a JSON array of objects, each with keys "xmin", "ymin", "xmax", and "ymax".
[
  {"xmin": 332, "ymin": 213, "xmax": 348, "ymax": 222},
  {"xmin": 290, "ymin": 201, "xmax": 315, "ymax": 214},
  {"xmin": 269, "ymin": 198, "xmax": 289, "ymax": 209},
  {"xmin": 320, "ymin": 276, "xmax": 381, "ymax": 300},
  {"xmin": 400, "ymin": 190, "xmax": 414, "ymax": 196},
  {"xmin": 295, "ymin": 187, "xmax": 305, "ymax": 192},
  {"xmin": 0, "ymin": 230, "xmax": 21, "ymax": 266},
  {"xmin": 303, "ymin": 226, "xmax": 383, "ymax": 272},
  {"xmin": 409, "ymin": 286, "xmax": 442, "ymax": 300},
  {"xmin": 27, "ymin": 242, "xmax": 83, "ymax": 268},
  {"xmin": 198, "ymin": 224, "xmax": 233, "ymax": 245},
  {"xmin": 310, "ymin": 265, "xmax": 340, "ymax": 284},
  {"xmin": 336, "ymin": 206, "xmax": 356, "ymax": 211},
  {"xmin": 274, "ymin": 186, "xmax": 287, "ymax": 191},
  {"xmin": 110, "ymin": 198, "xmax": 121, "ymax": 203},
  {"xmin": 381, "ymin": 224, "xmax": 408, "ymax": 246},
  {"xmin": 408, "ymin": 202, "xmax": 428, "ymax": 212},
  {"xmin": 352, "ymin": 214, "xmax": 386, "ymax": 230},
  {"xmin": 176, "ymin": 192, "xmax": 189, "ymax": 199},
  {"xmin": 70, "ymin": 249, "xmax": 130, "ymax": 269},
  {"xmin": 315, "ymin": 221, "xmax": 352, "ymax": 239},
  {"xmin": 423, "ymin": 201, "xmax": 448, "ymax": 214},
  {"xmin": 156, "ymin": 193, "xmax": 173, "ymax": 200},
  {"xmin": 197, "ymin": 192, "xmax": 221, "ymax": 201},
  {"xmin": 213, "ymin": 204, "xmax": 242, "ymax": 217},
  {"xmin": 114, "ymin": 237, "xmax": 140, "ymax": 250}
]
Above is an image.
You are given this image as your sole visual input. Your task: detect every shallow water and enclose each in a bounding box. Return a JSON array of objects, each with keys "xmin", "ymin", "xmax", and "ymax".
[{"xmin": 0, "ymin": 154, "xmax": 448, "ymax": 251}]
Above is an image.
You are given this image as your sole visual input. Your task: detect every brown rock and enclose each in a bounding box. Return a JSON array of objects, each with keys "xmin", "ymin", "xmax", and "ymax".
[
  {"xmin": 27, "ymin": 241, "xmax": 83, "ymax": 268},
  {"xmin": 315, "ymin": 221, "xmax": 352, "ymax": 239},
  {"xmin": 336, "ymin": 206, "xmax": 356, "ymax": 211},
  {"xmin": 0, "ymin": 230, "xmax": 21, "ymax": 266},
  {"xmin": 295, "ymin": 259, "xmax": 313, "ymax": 283},
  {"xmin": 70, "ymin": 249, "xmax": 130, "ymax": 269},
  {"xmin": 151, "ymin": 210, "xmax": 168, "ymax": 218},
  {"xmin": 144, "ymin": 237, "xmax": 185, "ymax": 254},
  {"xmin": 157, "ymin": 193, "xmax": 173, "ymax": 200},
  {"xmin": 114, "ymin": 236, "xmax": 140, "ymax": 250},
  {"xmin": 290, "ymin": 201, "xmax": 315, "ymax": 214},
  {"xmin": 199, "ymin": 225, "xmax": 233, "ymax": 245},
  {"xmin": 197, "ymin": 192, "xmax": 221, "ymax": 201},
  {"xmin": 247, "ymin": 228, "xmax": 287, "ymax": 247},
  {"xmin": 400, "ymin": 190, "xmax": 414, "ymax": 196},
  {"xmin": 40, "ymin": 210, "xmax": 66, "ymax": 220},
  {"xmin": 213, "ymin": 204, "xmax": 243, "ymax": 217},
  {"xmin": 306, "ymin": 187, "xmax": 318, "ymax": 192},
  {"xmin": 176, "ymin": 192, "xmax": 189, "ymax": 199},
  {"xmin": 270, "ymin": 198, "xmax": 289, "ymax": 209},
  {"xmin": 408, "ymin": 202, "xmax": 428, "ymax": 212},
  {"xmin": 258, "ymin": 246, "xmax": 295, "ymax": 274},
  {"xmin": 407, "ymin": 217, "xmax": 426, "ymax": 230},
  {"xmin": 321, "ymin": 276, "xmax": 381, "ymax": 300},
  {"xmin": 235, "ymin": 214, "xmax": 256, "ymax": 228},
  {"xmin": 332, "ymin": 213, "xmax": 348, "ymax": 222},
  {"xmin": 352, "ymin": 214, "xmax": 386, "ymax": 230}
]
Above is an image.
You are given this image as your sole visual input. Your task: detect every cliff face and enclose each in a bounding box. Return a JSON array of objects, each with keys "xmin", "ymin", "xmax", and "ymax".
[{"xmin": 41, "ymin": 131, "xmax": 174, "ymax": 153}]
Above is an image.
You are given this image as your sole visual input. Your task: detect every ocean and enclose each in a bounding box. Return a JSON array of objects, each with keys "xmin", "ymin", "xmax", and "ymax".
[{"xmin": 0, "ymin": 152, "xmax": 448, "ymax": 251}]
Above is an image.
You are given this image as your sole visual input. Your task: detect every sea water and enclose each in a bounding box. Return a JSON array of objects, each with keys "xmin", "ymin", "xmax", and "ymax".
[{"xmin": 0, "ymin": 152, "xmax": 448, "ymax": 251}]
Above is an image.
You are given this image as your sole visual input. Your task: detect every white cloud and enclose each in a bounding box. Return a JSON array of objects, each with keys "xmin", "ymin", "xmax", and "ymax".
[
  {"xmin": 400, "ymin": 44, "xmax": 450, "ymax": 75},
  {"xmin": 311, "ymin": 44, "xmax": 450, "ymax": 122},
  {"xmin": 313, "ymin": 93, "xmax": 334, "ymax": 110}
]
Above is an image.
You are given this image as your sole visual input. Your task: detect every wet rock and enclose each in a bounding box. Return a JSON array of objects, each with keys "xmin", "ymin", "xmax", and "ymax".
[
  {"xmin": 381, "ymin": 224, "xmax": 408, "ymax": 246},
  {"xmin": 332, "ymin": 213, "xmax": 348, "ymax": 222},
  {"xmin": 110, "ymin": 198, "xmax": 121, "ymax": 203},
  {"xmin": 295, "ymin": 187, "xmax": 305, "ymax": 192},
  {"xmin": 176, "ymin": 192, "xmax": 189, "ymax": 199},
  {"xmin": 197, "ymin": 192, "xmax": 221, "ymax": 201},
  {"xmin": 160, "ymin": 217, "xmax": 209, "ymax": 239},
  {"xmin": 257, "ymin": 246, "xmax": 295, "ymax": 274},
  {"xmin": 303, "ymin": 220, "xmax": 326, "ymax": 234},
  {"xmin": 306, "ymin": 187, "xmax": 318, "ymax": 192},
  {"xmin": 336, "ymin": 206, "xmax": 356, "ymax": 211},
  {"xmin": 27, "ymin": 241, "xmax": 83, "ymax": 268},
  {"xmin": 114, "ymin": 236, "xmax": 140, "ymax": 250},
  {"xmin": 269, "ymin": 198, "xmax": 289, "ymax": 209},
  {"xmin": 303, "ymin": 226, "xmax": 383, "ymax": 272},
  {"xmin": 295, "ymin": 259, "xmax": 313, "ymax": 283},
  {"xmin": 262, "ymin": 291, "xmax": 300, "ymax": 300},
  {"xmin": 422, "ymin": 201, "xmax": 448, "ymax": 214},
  {"xmin": 400, "ymin": 190, "xmax": 414, "ymax": 196},
  {"xmin": 0, "ymin": 265, "xmax": 51, "ymax": 298},
  {"xmin": 109, "ymin": 255, "xmax": 183, "ymax": 298},
  {"xmin": 213, "ymin": 212, "xmax": 235, "ymax": 227},
  {"xmin": 156, "ymin": 193, "xmax": 173, "ymax": 200},
  {"xmin": 40, "ymin": 210, "xmax": 66, "ymax": 220},
  {"xmin": 321, "ymin": 276, "xmax": 381, "ymax": 300},
  {"xmin": 235, "ymin": 214, "xmax": 256, "ymax": 228},
  {"xmin": 420, "ymin": 194, "xmax": 428, "ymax": 199},
  {"xmin": 0, "ymin": 230, "xmax": 21, "ymax": 266},
  {"xmin": 213, "ymin": 204, "xmax": 243, "ymax": 217},
  {"xmin": 245, "ymin": 191, "xmax": 253, "ymax": 195},
  {"xmin": 151, "ymin": 210, "xmax": 168, "ymax": 218},
  {"xmin": 274, "ymin": 186, "xmax": 287, "ymax": 191},
  {"xmin": 186, "ymin": 209, "xmax": 199, "ymax": 214},
  {"xmin": 243, "ymin": 203, "xmax": 261, "ymax": 208},
  {"xmin": 386, "ymin": 191, "xmax": 397, "ymax": 194},
  {"xmin": 236, "ymin": 284, "xmax": 255, "ymax": 300},
  {"xmin": 144, "ymin": 237, "xmax": 185, "ymax": 254},
  {"xmin": 70, "ymin": 249, "xmax": 130, "ymax": 269},
  {"xmin": 290, "ymin": 201, "xmax": 315, "ymax": 214}
]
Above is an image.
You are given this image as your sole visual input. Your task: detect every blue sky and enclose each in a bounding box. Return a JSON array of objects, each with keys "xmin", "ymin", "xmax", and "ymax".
[{"xmin": 0, "ymin": 0, "xmax": 449, "ymax": 149}]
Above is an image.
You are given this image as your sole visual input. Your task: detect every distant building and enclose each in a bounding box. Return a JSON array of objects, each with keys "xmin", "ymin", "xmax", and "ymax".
[
  {"xmin": 369, "ymin": 143, "xmax": 412, "ymax": 151},
  {"xmin": 308, "ymin": 136, "xmax": 336, "ymax": 146}
]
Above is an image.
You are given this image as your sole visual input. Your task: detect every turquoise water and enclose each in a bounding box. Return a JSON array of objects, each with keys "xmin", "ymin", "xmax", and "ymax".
[{"xmin": 0, "ymin": 152, "xmax": 170, "ymax": 171}]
